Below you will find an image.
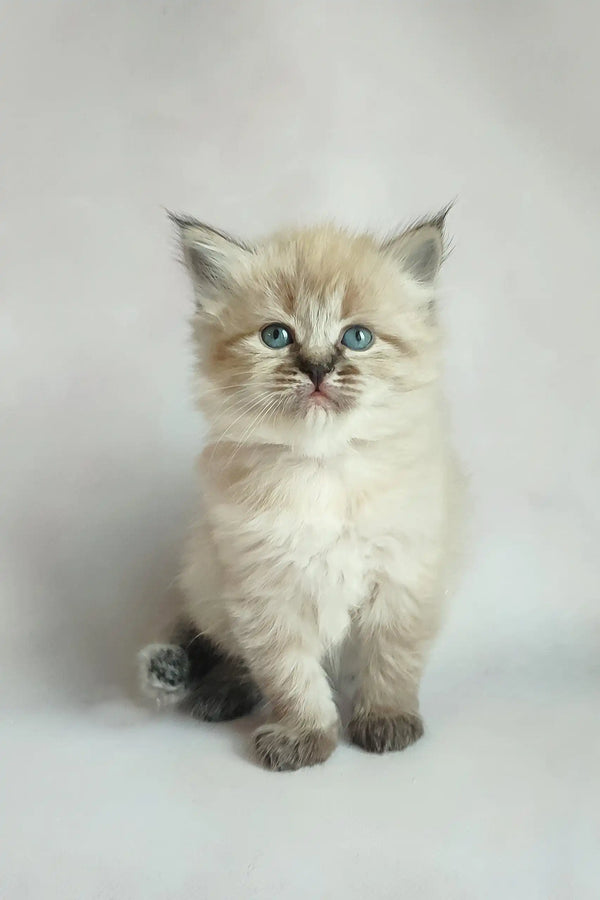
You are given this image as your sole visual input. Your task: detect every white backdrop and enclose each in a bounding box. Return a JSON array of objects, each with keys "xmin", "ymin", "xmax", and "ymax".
[{"xmin": 1, "ymin": 2, "xmax": 599, "ymax": 898}]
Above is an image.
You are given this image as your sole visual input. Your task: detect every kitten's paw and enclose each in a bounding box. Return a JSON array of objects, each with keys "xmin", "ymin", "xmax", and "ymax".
[
  {"xmin": 253, "ymin": 723, "xmax": 337, "ymax": 771},
  {"xmin": 349, "ymin": 711, "xmax": 424, "ymax": 754},
  {"xmin": 138, "ymin": 643, "xmax": 190, "ymax": 706}
]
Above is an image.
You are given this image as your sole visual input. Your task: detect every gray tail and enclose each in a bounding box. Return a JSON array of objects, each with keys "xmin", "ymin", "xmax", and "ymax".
[{"xmin": 137, "ymin": 620, "xmax": 261, "ymax": 720}]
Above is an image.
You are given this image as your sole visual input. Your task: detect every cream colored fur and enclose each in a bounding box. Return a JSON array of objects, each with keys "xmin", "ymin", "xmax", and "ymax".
[{"xmin": 172, "ymin": 216, "xmax": 463, "ymax": 768}]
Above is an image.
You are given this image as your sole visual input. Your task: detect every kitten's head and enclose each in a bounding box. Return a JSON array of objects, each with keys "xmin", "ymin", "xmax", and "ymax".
[{"xmin": 173, "ymin": 213, "xmax": 448, "ymax": 451}]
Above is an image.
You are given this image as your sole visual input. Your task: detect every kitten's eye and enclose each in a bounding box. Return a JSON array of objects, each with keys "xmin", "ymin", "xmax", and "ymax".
[
  {"xmin": 341, "ymin": 325, "xmax": 373, "ymax": 351},
  {"xmin": 261, "ymin": 323, "xmax": 294, "ymax": 349}
]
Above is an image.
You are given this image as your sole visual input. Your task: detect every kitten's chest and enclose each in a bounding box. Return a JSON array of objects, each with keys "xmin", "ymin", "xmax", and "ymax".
[
  {"xmin": 208, "ymin": 449, "xmax": 421, "ymax": 646},
  {"xmin": 266, "ymin": 465, "xmax": 370, "ymax": 641},
  {"xmin": 223, "ymin": 455, "xmax": 382, "ymax": 601}
]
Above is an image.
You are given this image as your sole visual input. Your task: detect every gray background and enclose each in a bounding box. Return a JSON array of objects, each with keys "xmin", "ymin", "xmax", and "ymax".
[{"xmin": 1, "ymin": 2, "xmax": 599, "ymax": 897}]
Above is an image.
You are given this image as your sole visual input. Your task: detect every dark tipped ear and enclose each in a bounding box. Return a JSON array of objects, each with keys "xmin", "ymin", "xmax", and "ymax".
[
  {"xmin": 168, "ymin": 212, "xmax": 252, "ymax": 306},
  {"xmin": 383, "ymin": 208, "xmax": 450, "ymax": 285}
]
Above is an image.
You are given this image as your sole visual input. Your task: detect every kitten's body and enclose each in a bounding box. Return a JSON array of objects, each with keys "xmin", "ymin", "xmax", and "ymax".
[{"xmin": 139, "ymin": 217, "xmax": 463, "ymax": 770}]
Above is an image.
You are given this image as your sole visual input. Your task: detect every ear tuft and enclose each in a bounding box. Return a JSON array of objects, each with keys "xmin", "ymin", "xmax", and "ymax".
[
  {"xmin": 167, "ymin": 211, "xmax": 252, "ymax": 305},
  {"xmin": 383, "ymin": 204, "xmax": 452, "ymax": 285}
]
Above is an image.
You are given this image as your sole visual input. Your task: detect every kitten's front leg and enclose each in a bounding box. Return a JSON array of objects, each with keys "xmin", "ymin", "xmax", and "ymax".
[
  {"xmin": 349, "ymin": 581, "xmax": 439, "ymax": 754},
  {"xmin": 231, "ymin": 600, "xmax": 339, "ymax": 771}
]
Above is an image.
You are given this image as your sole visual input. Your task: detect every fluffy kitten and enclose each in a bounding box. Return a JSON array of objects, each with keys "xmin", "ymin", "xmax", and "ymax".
[{"xmin": 139, "ymin": 212, "xmax": 463, "ymax": 770}]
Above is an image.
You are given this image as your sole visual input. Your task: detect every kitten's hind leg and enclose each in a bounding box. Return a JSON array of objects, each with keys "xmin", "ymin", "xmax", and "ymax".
[
  {"xmin": 173, "ymin": 621, "xmax": 223, "ymax": 679},
  {"xmin": 179, "ymin": 658, "xmax": 262, "ymax": 722}
]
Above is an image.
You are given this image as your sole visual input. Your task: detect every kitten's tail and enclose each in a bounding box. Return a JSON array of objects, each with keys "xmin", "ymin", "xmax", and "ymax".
[
  {"xmin": 137, "ymin": 621, "xmax": 221, "ymax": 708},
  {"xmin": 137, "ymin": 621, "xmax": 262, "ymax": 720}
]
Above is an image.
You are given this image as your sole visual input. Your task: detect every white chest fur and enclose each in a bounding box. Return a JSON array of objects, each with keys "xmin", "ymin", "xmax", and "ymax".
[
  {"xmin": 201, "ymin": 440, "xmax": 447, "ymax": 651},
  {"xmin": 207, "ymin": 456, "xmax": 365, "ymax": 647}
]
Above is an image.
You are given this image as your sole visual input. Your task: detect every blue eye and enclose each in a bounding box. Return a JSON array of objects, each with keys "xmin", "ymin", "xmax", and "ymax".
[
  {"xmin": 261, "ymin": 323, "xmax": 294, "ymax": 349},
  {"xmin": 341, "ymin": 325, "xmax": 373, "ymax": 351}
]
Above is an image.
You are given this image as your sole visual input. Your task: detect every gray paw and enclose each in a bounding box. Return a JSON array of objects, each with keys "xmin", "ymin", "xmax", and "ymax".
[
  {"xmin": 349, "ymin": 711, "xmax": 424, "ymax": 754},
  {"xmin": 138, "ymin": 643, "xmax": 190, "ymax": 705},
  {"xmin": 253, "ymin": 723, "xmax": 338, "ymax": 771}
]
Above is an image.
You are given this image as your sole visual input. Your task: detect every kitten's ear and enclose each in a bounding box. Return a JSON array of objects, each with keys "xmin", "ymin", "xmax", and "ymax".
[
  {"xmin": 168, "ymin": 213, "xmax": 252, "ymax": 306},
  {"xmin": 383, "ymin": 209, "xmax": 449, "ymax": 285}
]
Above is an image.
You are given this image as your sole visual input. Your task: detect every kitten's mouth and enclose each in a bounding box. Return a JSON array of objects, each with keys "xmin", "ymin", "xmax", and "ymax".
[
  {"xmin": 308, "ymin": 387, "xmax": 331, "ymax": 406},
  {"xmin": 303, "ymin": 382, "xmax": 349, "ymax": 413},
  {"xmin": 290, "ymin": 379, "xmax": 354, "ymax": 417}
]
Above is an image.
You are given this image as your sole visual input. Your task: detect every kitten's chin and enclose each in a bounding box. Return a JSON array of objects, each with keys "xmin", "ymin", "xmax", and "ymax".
[
  {"xmin": 303, "ymin": 394, "xmax": 338, "ymax": 418},
  {"xmin": 306, "ymin": 391, "xmax": 330, "ymax": 408}
]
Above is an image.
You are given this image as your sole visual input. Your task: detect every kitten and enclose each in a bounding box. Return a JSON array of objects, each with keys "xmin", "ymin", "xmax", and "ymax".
[{"xmin": 138, "ymin": 212, "xmax": 463, "ymax": 770}]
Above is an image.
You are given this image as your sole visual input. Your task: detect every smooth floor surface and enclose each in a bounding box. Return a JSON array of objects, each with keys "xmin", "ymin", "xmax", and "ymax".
[{"xmin": 1, "ymin": 2, "xmax": 599, "ymax": 898}]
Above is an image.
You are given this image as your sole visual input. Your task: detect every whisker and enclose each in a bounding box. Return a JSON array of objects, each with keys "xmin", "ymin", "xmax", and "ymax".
[
  {"xmin": 209, "ymin": 393, "xmax": 273, "ymax": 457},
  {"xmin": 197, "ymin": 379, "xmax": 279, "ymax": 397},
  {"xmin": 226, "ymin": 395, "xmax": 281, "ymax": 466}
]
